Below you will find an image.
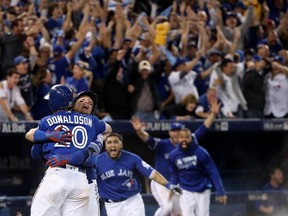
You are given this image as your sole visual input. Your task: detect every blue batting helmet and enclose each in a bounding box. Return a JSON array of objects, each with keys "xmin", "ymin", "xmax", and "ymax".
[
  {"xmin": 44, "ymin": 84, "xmax": 73, "ymax": 113},
  {"xmin": 73, "ymin": 91, "xmax": 98, "ymax": 114}
]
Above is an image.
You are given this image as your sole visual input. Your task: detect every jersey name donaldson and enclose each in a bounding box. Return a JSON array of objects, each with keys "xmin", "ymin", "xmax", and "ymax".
[{"xmin": 46, "ymin": 114, "xmax": 93, "ymax": 127}]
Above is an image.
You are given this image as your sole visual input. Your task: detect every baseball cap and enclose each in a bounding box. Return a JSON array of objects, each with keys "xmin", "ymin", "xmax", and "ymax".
[
  {"xmin": 226, "ymin": 11, "xmax": 237, "ymax": 18},
  {"xmin": 75, "ymin": 60, "xmax": 89, "ymax": 70},
  {"xmin": 170, "ymin": 122, "xmax": 184, "ymax": 131},
  {"xmin": 221, "ymin": 3, "xmax": 232, "ymax": 12},
  {"xmin": 235, "ymin": 1, "xmax": 247, "ymax": 10},
  {"xmin": 53, "ymin": 45, "xmax": 65, "ymax": 56},
  {"xmin": 173, "ymin": 58, "xmax": 186, "ymax": 70},
  {"xmin": 139, "ymin": 60, "xmax": 151, "ymax": 71},
  {"xmin": 14, "ymin": 55, "xmax": 29, "ymax": 65},
  {"xmin": 187, "ymin": 41, "xmax": 197, "ymax": 48},
  {"xmin": 209, "ymin": 48, "xmax": 221, "ymax": 56},
  {"xmin": 73, "ymin": 91, "xmax": 98, "ymax": 108},
  {"xmin": 123, "ymin": 38, "xmax": 132, "ymax": 43},
  {"xmin": 273, "ymin": 55, "xmax": 284, "ymax": 64},
  {"xmin": 252, "ymin": 55, "xmax": 263, "ymax": 62}
]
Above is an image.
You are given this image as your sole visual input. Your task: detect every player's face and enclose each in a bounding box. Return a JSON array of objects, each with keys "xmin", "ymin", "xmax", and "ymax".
[
  {"xmin": 178, "ymin": 130, "xmax": 192, "ymax": 151},
  {"xmin": 168, "ymin": 130, "xmax": 180, "ymax": 144},
  {"xmin": 272, "ymin": 168, "xmax": 284, "ymax": 185},
  {"xmin": 105, "ymin": 136, "xmax": 123, "ymax": 159},
  {"xmin": 73, "ymin": 96, "xmax": 93, "ymax": 114}
]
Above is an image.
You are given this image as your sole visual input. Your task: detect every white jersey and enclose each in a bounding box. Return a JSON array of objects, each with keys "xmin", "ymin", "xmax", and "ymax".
[
  {"xmin": 0, "ymin": 80, "xmax": 26, "ymax": 121},
  {"xmin": 209, "ymin": 69, "xmax": 241, "ymax": 112},
  {"xmin": 264, "ymin": 73, "xmax": 288, "ymax": 117},
  {"xmin": 168, "ymin": 70, "xmax": 199, "ymax": 104}
]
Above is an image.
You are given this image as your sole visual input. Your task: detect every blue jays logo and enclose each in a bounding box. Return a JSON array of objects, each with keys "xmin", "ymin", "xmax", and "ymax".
[
  {"xmin": 176, "ymin": 155, "xmax": 197, "ymax": 169},
  {"xmin": 122, "ymin": 178, "xmax": 134, "ymax": 190}
]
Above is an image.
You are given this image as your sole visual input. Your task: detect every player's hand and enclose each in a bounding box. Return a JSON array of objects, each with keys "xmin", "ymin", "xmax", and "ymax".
[
  {"xmin": 46, "ymin": 154, "xmax": 70, "ymax": 167},
  {"xmin": 216, "ymin": 195, "xmax": 228, "ymax": 205},
  {"xmin": 46, "ymin": 126, "xmax": 73, "ymax": 145},
  {"xmin": 166, "ymin": 183, "xmax": 183, "ymax": 196}
]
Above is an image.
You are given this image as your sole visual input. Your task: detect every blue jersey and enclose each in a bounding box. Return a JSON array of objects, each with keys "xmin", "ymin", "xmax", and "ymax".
[
  {"xmin": 37, "ymin": 110, "xmax": 106, "ymax": 160},
  {"xmin": 146, "ymin": 137, "xmax": 176, "ymax": 179},
  {"xmin": 95, "ymin": 150, "xmax": 155, "ymax": 201},
  {"xmin": 168, "ymin": 125, "xmax": 225, "ymax": 195}
]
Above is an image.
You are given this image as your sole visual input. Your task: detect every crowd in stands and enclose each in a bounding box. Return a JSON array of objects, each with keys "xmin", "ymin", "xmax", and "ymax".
[{"xmin": 0, "ymin": 0, "xmax": 288, "ymax": 122}]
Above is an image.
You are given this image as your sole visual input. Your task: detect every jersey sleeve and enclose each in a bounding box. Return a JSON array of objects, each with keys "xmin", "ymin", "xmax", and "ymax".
[
  {"xmin": 133, "ymin": 154, "xmax": 155, "ymax": 179},
  {"xmin": 14, "ymin": 87, "xmax": 26, "ymax": 106},
  {"xmin": 201, "ymin": 149, "xmax": 225, "ymax": 195},
  {"xmin": 146, "ymin": 136, "xmax": 160, "ymax": 150},
  {"xmin": 194, "ymin": 124, "xmax": 209, "ymax": 140}
]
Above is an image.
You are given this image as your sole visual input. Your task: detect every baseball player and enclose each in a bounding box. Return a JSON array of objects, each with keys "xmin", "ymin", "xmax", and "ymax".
[
  {"xmin": 130, "ymin": 117, "xmax": 182, "ymax": 216},
  {"xmin": 96, "ymin": 133, "xmax": 182, "ymax": 216},
  {"xmin": 49, "ymin": 133, "xmax": 183, "ymax": 216},
  {"xmin": 26, "ymin": 86, "xmax": 111, "ymax": 216},
  {"xmin": 168, "ymin": 98, "xmax": 227, "ymax": 216}
]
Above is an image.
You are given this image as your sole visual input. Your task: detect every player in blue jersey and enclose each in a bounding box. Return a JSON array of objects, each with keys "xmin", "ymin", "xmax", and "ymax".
[
  {"xmin": 94, "ymin": 133, "xmax": 183, "ymax": 216},
  {"xmin": 130, "ymin": 117, "xmax": 183, "ymax": 216},
  {"xmin": 46, "ymin": 132, "xmax": 183, "ymax": 216},
  {"xmin": 26, "ymin": 86, "xmax": 111, "ymax": 216},
  {"xmin": 168, "ymin": 98, "xmax": 227, "ymax": 216}
]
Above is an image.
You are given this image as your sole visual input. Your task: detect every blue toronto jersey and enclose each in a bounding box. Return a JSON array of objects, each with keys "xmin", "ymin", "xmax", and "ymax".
[
  {"xmin": 95, "ymin": 150, "xmax": 155, "ymax": 201},
  {"xmin": 146, "ymin": 137, "xmax": 176, "ymax": 179},
  {"xmin": 38, "ymin": 110, "xmax": 106, "ymax": 160},
  {"xmin": 168, "ymin": 125, "xmax": 225, "ymax": 195}
]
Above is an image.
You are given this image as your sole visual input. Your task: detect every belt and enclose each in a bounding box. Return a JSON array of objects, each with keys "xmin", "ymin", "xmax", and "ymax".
[
  {"xmin": 58, "ymin": 164, "xmax": 86, "ymax": 174},
  {"xmin": 104, "ymin": 198, "xmax": 127, "ymax": 203}
]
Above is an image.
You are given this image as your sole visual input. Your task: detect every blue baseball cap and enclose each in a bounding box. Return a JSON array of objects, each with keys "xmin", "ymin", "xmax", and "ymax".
[
  {"xmin": 252, "ymin": 55, "xmax": 263, "ymax": 62},
  {"xmin": 170, "ymin": 122, "xmax": 184, "ymax": 131},
  {"xmin": 273, "ymin": 55, "xmax": 284, "ymax": 64},
  {"xmin": 53, "ymin": 45, "xmax": 65, "ymax": 56},
  {"xmin": 235, "ymin": 2, "xmax": 247, "ymax": 10},
  {"xmin": 173, "ymin": 58, "xmax": 186, "ymax": 70},
  {"xmin": 14, "ymin": 55, "xmax": 28, "ymax": 65}
]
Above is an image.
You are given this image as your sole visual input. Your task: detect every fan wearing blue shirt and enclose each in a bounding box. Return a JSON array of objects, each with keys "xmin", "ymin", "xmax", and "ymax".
[{"xmin": 168, "ymin": 98, "xmax": 227, "ymax": 216}]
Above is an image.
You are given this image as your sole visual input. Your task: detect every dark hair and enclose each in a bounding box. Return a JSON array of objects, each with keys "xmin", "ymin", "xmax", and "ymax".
[
  {"xmin": 181, "ymin": 94, "xmax": 198, "ymax": 106},
  {"xmin": 105, "ymin": 133, "xmax": 123, "ymax": 142},
  {"xmin": 221, "ymin": 58, "xmax": 233, "ymax": 69},
  {"xmin": 11, "ymin": 18, "xmax": 23, "ymax": 29},
  {"xmin": 7, "ymin": 6, "xmax": 17, "ymax": 16},
  {"xmin": 7, "ymin": 68, "xmax": 19, "ymax": 77},
  {"xmin": 269, "ymin": 166, "xmax": 282, "ymax": 176},
  {"xmin": 47, "ymin": 3, "xmax": 59, "ymax": 17}
]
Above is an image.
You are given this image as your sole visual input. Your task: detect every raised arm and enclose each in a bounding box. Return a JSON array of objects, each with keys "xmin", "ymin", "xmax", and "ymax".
[
  {"xmin": 204, "ymin": 98, "xmax": 220, "ymax": 128},
  {"xmin": 130, "ymin": 116, "xmax": 149, "ymax": 142}
]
